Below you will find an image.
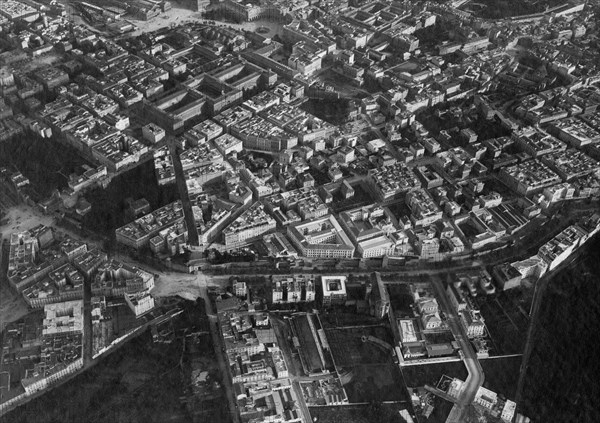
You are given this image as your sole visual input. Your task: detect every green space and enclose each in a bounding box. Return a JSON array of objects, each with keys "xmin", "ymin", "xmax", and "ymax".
[
  {"xmin": 326, "ymin": 326, "xmax": 395, "ymax": 367},
  {"xmin": 423, "ymin": 331, "xmax": 455, "ymax": 345},
  {"xmin": 401, "ymin": 361, "xmax": 468, "ymax": 388},
  {"xmin": 474, "ymin": 289, "xmax": 530, "ymax": 356},
  {"xmin": 320, "ymin": 310, "xmax": 382, "ymax": 328},
  {"xmin": 479, "ymin": 356, "xmax": 521, "ymax": 399},
  {"xmin": 469, "ymin": 0, "xmax": 567, "ymax": 20},
  {"xmin": 415, "ymin": 102, "xmax": 511, "ymax": 144},
  {"xmin": 301, "ymin": 98, "xmax": 352, "ymax": 125},
  {"xmin": 81, "ymin": 159, "xmax": 179, "ymax": 237},
  {"xmin": 309, "ymin": 402, "xmax": 412, "ymax": 423},
  {"xmin": 386, "ymin": 199, "xmax": 412, "ymax": 222},
  {"xmin": 4, "ymin": 300, "xmax": 225, "ymax": 423},
  {"xmin": 5, "ymin": 331, "xmax": 187, "ymax": 423},
  {"xmin": 0, "ymin": 134, "xmax": 93, "ymax": 196},
  {"xmin": 387, "ymin": 283, "xmax": 415, "ymax": 318},
  {"xmin": 426, "ymin": 395, "xmax": 453, "ymax": 423},
  {"xmin": 331, "ymin": 183, "xmax": 377, "ymax": 213},
  {"xmin": 340, "ymin": 364, "xmax": 409, "ymax": 403},
  {"xmin": 520, "ymin": 236, "xmax": 600, "ymax": 421}
]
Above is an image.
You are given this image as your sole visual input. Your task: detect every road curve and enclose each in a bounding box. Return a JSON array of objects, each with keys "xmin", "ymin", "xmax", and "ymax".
[{"xmin": 431, "ymin": 276, "xmax": 484, "ymax": 423}]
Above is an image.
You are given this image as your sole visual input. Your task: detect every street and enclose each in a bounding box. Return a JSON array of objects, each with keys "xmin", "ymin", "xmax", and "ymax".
[
  {"xmin": 431, "ymin": 276, "xmax": 484, "ymax": 423},
  {"xmin": 168, "ymin": 141, "xmax": 200, "ymax": 246}
]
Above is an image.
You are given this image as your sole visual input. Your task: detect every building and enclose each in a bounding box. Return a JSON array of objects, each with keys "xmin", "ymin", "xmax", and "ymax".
[
  {"xmin": 116, "ymin": 201, "xmax": 185, "ymax": 249},
  {"xmin": 498, "ymin": 160, "xmax": 561, "ymax": 195},
  {"xmin": 406, "ymin": 188, "xmax": 443, "ymax": 227},
  {"xmin": 321, "ymin": 276, "xmax": 347, "ymax": 306},
  {"xmin": 415, "ymin": 295, "xmax": 442, "ymax": 330},
  {"xmin": 492, "ymin": 262, "xmax": 523, "ymax": 290},
  {"xmin": 233, "ymin": 281, "xmax": 248, "ymax": 298},
  {"xmin": 367, "ymin": 163, "xmax": 420, "ymax": 201},
  {"xmin": 446, "ymin": 283, "xmax": 467, "ymax": 312},
  {"xmin": 537, "ymin": 224, "xmax": 589, "ymax": 270},
  {"xmin": 398, "ymin": 319, "xmax": 418, "ymax": 344},
  {"xmin": 511, "ymin": 256, "xmax": 548, "ymax": 280},
  {"xmin": 287, "ymin": 215, "xmax": 355, "ymax": 259},
  {"xmin": 370, "ymin": 272, "xmax": 390, "ymax": 319},
  {"xmin": 124, "ymin": 291, "xmax": 155, "ymax": 317},
  {"xmin": 231, "ymin": 115, "xmax": 298, "ymax": 153},
  {"xmin": 512, "ymin": 126, "xmax": 566, "ymax": 157},
  {"xmin": 42, "ymin": 300, "xmax": 83, "ymax": 337},
  {"xmin": 459, "ymin": 309, "xmax": 485, "ymax": 338},
  {"xmin": 339, "ymin": 205, "xmax": 401, "ymax": 258},
  {"xmin": 142, "ymin": 123, "xmax": 166, "ymax": 144},
  {"xmin": 214, "ymin": 133, "xmax": 243, "ymax": 156},
  {"xmin": 264, "ymin": 187, "xmax": 329, "ymax": 222},
  {"xmin": 223, "ymin": 202, "xmax": 276, "ymax": 248},
  {"xmin": 541, "ymin": 149, "xmax": 599, "ymax": 181},
  {"xmin": 22, "ymin": 263, "xmax": 84, "ymax": 308},
  {"xmin": 272, "ymin": 275, "xmax": 316, "ymax": 303}
]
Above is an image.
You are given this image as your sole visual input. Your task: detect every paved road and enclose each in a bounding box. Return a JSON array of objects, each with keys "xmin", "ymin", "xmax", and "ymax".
[{"xmin": 430, "ymin": 276, "xmax": 484, "ymax": 423}]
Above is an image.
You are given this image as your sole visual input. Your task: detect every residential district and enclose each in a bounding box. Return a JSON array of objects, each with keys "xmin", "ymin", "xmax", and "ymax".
[{"xmin": 1, "ymin": 0, "xmax": 600, "ymax": 421}]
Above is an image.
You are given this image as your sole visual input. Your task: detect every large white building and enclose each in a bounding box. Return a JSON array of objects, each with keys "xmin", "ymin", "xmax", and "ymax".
[
  {"xmin": 223, "ymin": 202, "xmax": 276, "ymax": 248},
  {"xmin": 125, "ymin": 291, "xmax": 155, "ymax": 317},
  {"xmin": 321, "ymin": 275, "xmax": 347, "ymax": 306},
  {"xmin": 42, "ymin": 300, "xmax": 83, "ymax": 336},
  {"xmin": 287, "ymin": 214, "xmax": 355, "ymax": 259},
  {"xmin": 339, "ymin": 205, "xmax": 405, "ymax": 258},
  {"xmin": 272, "ymin": 275, "xmax": 316, "ymax": 303}
]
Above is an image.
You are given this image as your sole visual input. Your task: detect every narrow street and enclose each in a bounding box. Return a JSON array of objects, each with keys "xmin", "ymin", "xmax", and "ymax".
[
  {"xmin": 208, "ymin": 316, "xmax": 241, "ymax": 423},
  {"xmin": 168, "ymin": 140, "xmax": 199, "ymax": 246}
]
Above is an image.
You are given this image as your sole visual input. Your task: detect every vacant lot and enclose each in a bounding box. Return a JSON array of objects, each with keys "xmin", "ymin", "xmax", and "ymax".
[
  {"xmin": 474, "ymin": 290, "xmax": 529, "ymax": 355},
  {"xmin": 401, "ymin": 361, "xmax": 468, "ymax": 388},
  {"xmin": 326, "ymin": 326, "xmax": 395, "ymax": 367},
  {"xmin": 340, "ymin": 364, "xmax": 409, "ymax": 403},
  {"xmin": 5, "ymin": 331, "xmax": 188, "ymax": 423},
  {"xmin": 480, "ymin": 356, "xmax": 521, "ymax": 399},
  {"xmin": 309, "ymin": 403, "xmax": 413, "ymax": 423},
  {"xmin": 331, "ymin": 184, "xmax": 377, "ymax": 213},
  {"xmin": 320, "ymin": 309, "xmax": 382, "ymax": 328},
  {"xmin": 388, "ymin": 284, "xmax": 415, "ymax": 318}
]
